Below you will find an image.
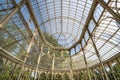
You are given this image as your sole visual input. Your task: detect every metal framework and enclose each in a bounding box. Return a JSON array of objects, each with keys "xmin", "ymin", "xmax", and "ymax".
[{"xmin": 0, "ymin": 0, "xmax": 120, "ymax": 80}]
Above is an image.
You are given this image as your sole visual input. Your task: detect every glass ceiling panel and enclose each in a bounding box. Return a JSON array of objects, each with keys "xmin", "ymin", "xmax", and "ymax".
[
  {"xmin": 92, "ymin": 7, "xmax": 120, "ymax": 61},
  {"xmin": 0, "ymin": 0, "xmax": 13, "ymax": 19},
  {"xmin": 30, "ymin": 0, "xmax": 93, "ymax": 48},
  {"xmin": 0, "ymin": 0, "xmax": 120, "ymax": 70}
]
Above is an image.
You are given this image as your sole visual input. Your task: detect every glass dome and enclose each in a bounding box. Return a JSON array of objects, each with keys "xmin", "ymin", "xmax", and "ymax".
[{"xmin": 0, "ymin": 0, "xmax": 120, "ymax": 80}]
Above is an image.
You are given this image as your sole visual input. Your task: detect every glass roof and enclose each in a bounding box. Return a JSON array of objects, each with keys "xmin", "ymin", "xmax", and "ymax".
[
  {"xmin": 30, "ymin": 0, "xmax": 93, "ymax": 48},
  {"xmin": 0, "ymin": 0, "xmax": 120, "ymax": 70}
]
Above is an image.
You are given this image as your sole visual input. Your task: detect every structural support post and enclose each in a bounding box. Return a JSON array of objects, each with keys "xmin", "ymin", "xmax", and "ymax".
[
  {"xmin": 8, "ymin": 63, "xmax": 17, "ymax": 80},
  {"xmin": 61, "ymin": 51, "xmax": 64, "ymax": 69},
  {"xmin": 27, "ymin": 69, "xmax": 32, "ymax": 80},
  {"xmin": 92, "ymin": 68, "xmax": 97, "ymax": 80},
  {"xmin": 99, "ymin": 66, "xmax": 105, "ymax": 79},
  {"xmin": 0, "ymin": 0, "xmax": 26, "ymax": 28},
  {"xmin": 31, "ymin": 69, "xmax": 35, "ymax": 80},
  {"xmin": 97, "ymin": 0, "xmax": 120, "ymax": 23},
  {"xmin": 46, "ymin": 73, "xmax": 48, "ymax": 80},
  {"xmin": 17, "ymin": 30, "xmax": 37, "ymax": 80},
  {"xmin": 116, "ymin": 58, "xmax": 120, "ymax": 66},
  {"xmin": 69, "ymin": 50, "xmax": 73, "ymax": 80},
  {"xmin": 51, "ymin": 53, "xmax": 55, "ymax": 80},
  {"xmin": 87, "ymin": 29, "xmax": 109, "ymax": 80},
  {"xmin": 81, "ymin": 44, "xmax": 91, "ymax": 80},
  {"xmin": 34, "ymin": 43, "xmax": 43, "ymax": 80},
  {"xmin": 1, "ymin": 59, "xmax": 8, "ymax": 79},
  {"xmin": 47, "ymin": 47, "xmax": 50, "ymax": 57},
  {"xmin": 107, "ymin": 63, "xmax": 116, "ymax": 80}
]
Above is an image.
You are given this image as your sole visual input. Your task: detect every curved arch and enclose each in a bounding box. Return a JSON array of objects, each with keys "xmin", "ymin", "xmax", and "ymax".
[
  {"xmin": 40, "ymin": 72, "xmax": 46, "ymax": 80},
  {"xmin": 63, "ymin": 73, "xmax": 69, "ymax": 80},
  {"xmin": 55, "ymin": 74, "xmax": 62, "ymax": 80},
  {"xmin": 47, "ymin": 73, "xmax": 53, "ymax": 80}
]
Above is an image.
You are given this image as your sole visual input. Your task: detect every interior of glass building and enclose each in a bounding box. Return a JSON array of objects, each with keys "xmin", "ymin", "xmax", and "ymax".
[{"xmin": 0, "ymin": 0, "xmax": 120, "ymax": 80}]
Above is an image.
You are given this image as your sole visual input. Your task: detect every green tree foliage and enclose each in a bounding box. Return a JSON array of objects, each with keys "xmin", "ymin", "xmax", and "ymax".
[
  {"xmin": 112, "ymin": 63, "xmax": 120, "ymax": 79},
  {"xmin": 43, "ymin": 31, "xmax": 60, "ymax": 47},
  {"xmin": 0, "ymin": 56, "xmax": 3, "ymax": 78}
]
